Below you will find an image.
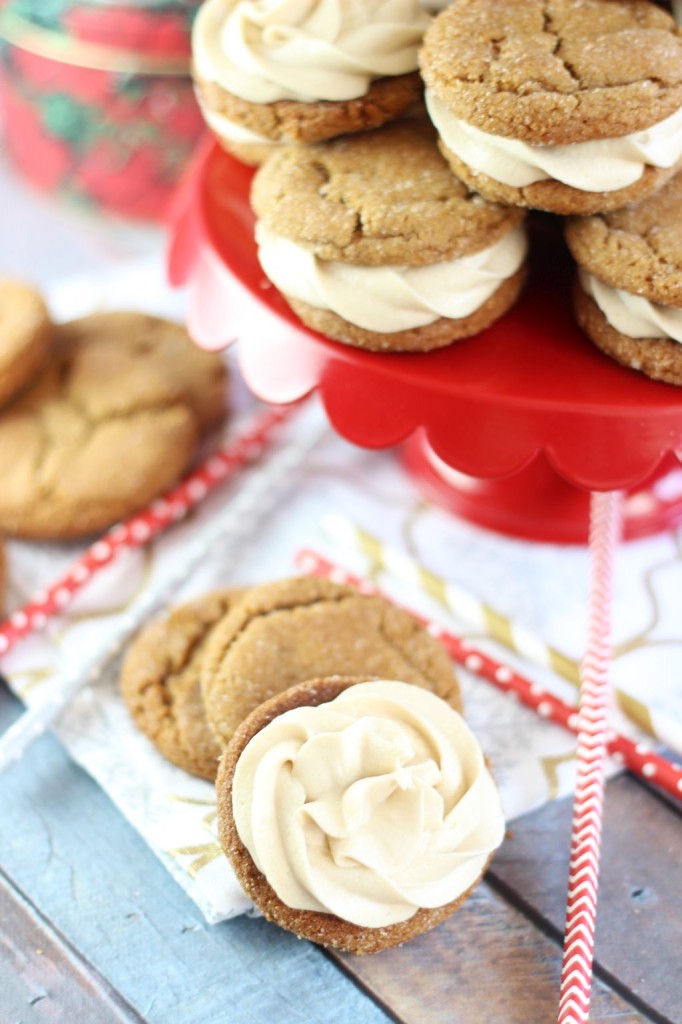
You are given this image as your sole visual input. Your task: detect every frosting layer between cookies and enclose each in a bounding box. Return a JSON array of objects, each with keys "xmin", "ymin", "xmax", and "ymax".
[
  {"xmin": 193, "ymin": 0, "xmax": 430, "ymax": 104},
  {"xmin": 426, "ymin": 90, "xmax": 682, "ymax": 192},
  {"xmin": 580, "ymin": 270, "xmax": 682, "ymax": 343},
  {"xmin": 232, "ymin": 680, "xmax": 504, "ymax": 928},
  {"xmin": 256, "ymin": 222, "xmax": 527, "ymax": 332},
  {"xmin": 199, "ymin": 102, "xmax": 278, "ymax": 145}
]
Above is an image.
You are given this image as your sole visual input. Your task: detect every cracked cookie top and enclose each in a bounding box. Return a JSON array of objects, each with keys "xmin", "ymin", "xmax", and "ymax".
[
  {"xmin": 250, "ymin": 119, "xmax": 524, "ymax": 266},
  {"xmin": 200, "ymin": 576, "xmax": 461, "ymax": 746},
  {"xmin": 565, "ymin": 170, "xmax": 682, "ymax": 307},
  {"xmin": 419, "ymin": 0, "xmax": 682, "ymax": 145},
  {"xmin": 0, "ymin": 312, "xmax": 228, "ymax": 539}
]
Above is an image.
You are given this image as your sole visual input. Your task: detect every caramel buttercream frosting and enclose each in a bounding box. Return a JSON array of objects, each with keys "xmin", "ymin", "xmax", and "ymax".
[
  {"xmin": 580, "ymin": 270, "xmax": 682, "ymax": 343},
  {"xmin": 201, "ymin": 105, "xmax": 277, "ymax": 146},
  {"xmin": 193, "ymin": 0, "xmax": 431, "ymax": 104},
  {"xmin": 256, "ymin": 221, "xmax": 527, "ymax": 333},
  {"xmin": 230, "ymin": 680, "xmax": 504, "ymax": 931},
  {"xmin": 426, "ymin": 91, "xmax": 682, "ymax": 193}
]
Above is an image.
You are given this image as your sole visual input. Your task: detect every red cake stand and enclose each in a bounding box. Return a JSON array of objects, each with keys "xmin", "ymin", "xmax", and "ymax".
[{"xmin": 167, "ymin": 141, "xmax": 682, "ymax": 544}]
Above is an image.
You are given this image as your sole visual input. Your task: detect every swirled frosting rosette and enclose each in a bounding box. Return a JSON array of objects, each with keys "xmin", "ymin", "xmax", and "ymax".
[{"xmin": 221, "ymin": 678, "xmax": 504, "ymax": 949}]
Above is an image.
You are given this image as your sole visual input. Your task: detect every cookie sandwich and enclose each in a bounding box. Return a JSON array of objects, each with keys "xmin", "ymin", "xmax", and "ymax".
[
  {"xmin": 192, "ymin": 0, "xmax": 430, "ymax": 164},
  {"xmin": 420, "ymin": 0, "xmax": 682, "ymax": 215},
  {"xmin": 251, "ymin": 119, "xmax": 527, "ymax": 351},
  {"xmin": 201, "ymin": 575, "xmax": 462, "ymax": 747},
  {"xmin": 218, "ymin": 676, "xmax": 505, "ymax": 953},
  {"xmin": 566, "ymin": 171, "xmax": 682, "ymax": 384},
  {"xmin": 0, "ymin": 279, "xmax": 52, "ymax": 408},
  {"xmin": 121, "ymin": 589, "xmax": 248, "ymax": 780},
  {"xmin": 0, "ymin": 312, "xmax": 227, "ymax": 539}
]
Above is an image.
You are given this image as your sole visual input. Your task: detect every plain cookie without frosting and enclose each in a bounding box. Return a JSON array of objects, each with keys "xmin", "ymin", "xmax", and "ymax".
[
  {"xmin": 201, "ymin": 576, "xmax": 462, "ymax": 747},
  {"xmin": 121, "ymin": 589, "xmax": 248, "ymax": 780},
  {"xmin": 0, "ymin": 279, "xmax": 53, "ymax": 408},
  {"xmin": 0, "ymin": 312, "xmax": 228, "ymax": 539}
]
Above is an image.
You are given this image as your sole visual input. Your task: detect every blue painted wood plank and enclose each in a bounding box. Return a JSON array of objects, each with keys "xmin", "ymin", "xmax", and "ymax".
[
  {"xmin": 0, "ymin": 689, "xmax": 392, "ymax": 1024},
  {"xmin": 0, "ymin": 870, "xmax": 145, "ymax": 1023}
]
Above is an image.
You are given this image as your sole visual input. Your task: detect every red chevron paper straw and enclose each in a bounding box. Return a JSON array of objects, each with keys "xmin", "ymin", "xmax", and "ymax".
[
  {"xmin": 558, "ymin": 491, "xmax": 623, "ymax": 1024},
  {"xmin": 0, "ymin": 403, "xmax": 298, "ymax": 660},
  {"xmin": 294, "ymin": 547, "xmax": 682, "ymax": 803}
]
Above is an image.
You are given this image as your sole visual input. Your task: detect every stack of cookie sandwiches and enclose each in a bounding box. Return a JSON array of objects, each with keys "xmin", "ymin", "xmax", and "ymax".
[
  {"xmin": 193, "ymin": 0, "xmax": 682, "ymax": 378},
  {"xmin": 121, "ymin": 575, "xmax": 506, "ymax": 952},
  {"xmin": 420, "ymin": 0, "xmax": 682, "ymax": 380},
  {"xmin": 0, "ymin": 288, "xmax": 228, "ymax": 540},
  {"xmin": 192, "ymin": 0, "xmax": 531, "ymax": 352}
]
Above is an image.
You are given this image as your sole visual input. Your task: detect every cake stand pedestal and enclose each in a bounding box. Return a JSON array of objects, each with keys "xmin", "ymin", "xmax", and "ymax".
[{"xmin": 167, "ymin": 141, "xmax": 682, "ymax": 545}]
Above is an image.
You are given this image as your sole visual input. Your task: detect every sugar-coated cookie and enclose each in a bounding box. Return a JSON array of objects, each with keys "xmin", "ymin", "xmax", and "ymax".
[
  {"xmin": 192, "ymin": 0, "xmax": 429, "ymax": 162},
  {"xmin": 218, "ymin": 677, "xmax": 505, "ymax": 953},
  {"xmin": 251, "ymin": 119, "xmax": 527, "ymax": 351},
  {"xmin": 121, "ymin": 589, "xmax": 248, "ymax": 780},
  {"xmin": 0, "ymin": 279, "xmax": 52, "ymax": 408},
  {"xmin": 421, "ymin": 0, "xmax": 682, "ymax": 214},
  {"xmin": 201, "ymin": 576, "xmax": 462, "ymax": 747},
  {"xmin": 566, "ymin": 171, "xmax": 682, "ymax": 384},
  {"xmin": 0, "ymin": 312, "xmax": 228, "ymax": 539}
]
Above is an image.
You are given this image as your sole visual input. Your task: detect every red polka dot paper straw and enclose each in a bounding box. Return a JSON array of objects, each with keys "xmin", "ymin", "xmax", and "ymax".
[
  {"xmin": 294, "ymin": 545, "xmax": 682, "ymax": 804},
  {"xmin": 557, "ymin": 491, "xmax": 623, "ymax": 1024},
  {"xmin": 0, "ymin": 403, "xmax": 299, "ymax": 659}
]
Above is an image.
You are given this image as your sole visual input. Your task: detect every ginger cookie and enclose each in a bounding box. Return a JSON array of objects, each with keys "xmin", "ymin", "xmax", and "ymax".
[
  {"xmin": 0, "ymin": 279, "xmax": 52, "ymax": 408},
  {"xmin": 201, "ymin": 576, "xmax": 462, "ymax": 748},
  {"xmin": 251, "ymin": 119, "xmax": 527, "ymax": 352},
  {"xmin": 195, "ymin": 71, "xmax": 425, "ymax": 155},
  {"xmin": 192, "ymin": 0, "xmax": 429, "ymax": 158},
  {"xmin": 566, "ymin": 171, "xmax": 682, "ymax": 384},
  {"xmin": 0, "ymin": 312, "xmax": 228, "ymax": 539},
  {"xmin": 121, "ymin": 589, "xmax": 248, "ymax": 780},
  {"xmin": 421, "ymin": 0, "xmax": 682, "ymax": 215},
  {"xmin": 217, "ymin": 677, "xmax": 504, "ymax": 954}
]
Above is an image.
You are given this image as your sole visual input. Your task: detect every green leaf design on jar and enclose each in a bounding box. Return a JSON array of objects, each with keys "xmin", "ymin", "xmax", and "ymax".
[
  {"xmin": 41, "ymin": 92, "xmax": 101, "ymax": 147},
  {"xmin": 9, "ymin": 0, "xmax": 73, "ymax": 33}
]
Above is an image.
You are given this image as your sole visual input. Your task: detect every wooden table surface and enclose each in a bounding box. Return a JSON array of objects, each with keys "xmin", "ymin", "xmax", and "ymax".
[{"xmin": 1, "ymin": 680, "xmax": 680, "ymax": 1024}]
